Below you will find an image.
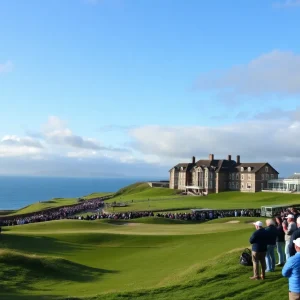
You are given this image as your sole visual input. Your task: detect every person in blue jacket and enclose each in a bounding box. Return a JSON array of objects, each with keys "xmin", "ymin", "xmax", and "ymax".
[
  {"xmin": 249, "ymin": 221, "xmax": 269, "ymax": 280},
  {"xmin": 282, "ymin": 237, "xmax": 300, "ymax": 300}
]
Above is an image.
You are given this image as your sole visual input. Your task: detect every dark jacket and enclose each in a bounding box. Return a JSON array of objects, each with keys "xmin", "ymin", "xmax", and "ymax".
[
  {"xmin": 277, "ymin": 224, "xmax": 285, "ymax": 242},
  {"xmin": 289, "ymin": 228, "xmax": 300, "ymax": 257},
  {"xmin": 249, "ymin": 228, "xmax": 268, "ymax": 252},
  {"xmin": 265, "ymin": 225, "xmax": 278, "ymax": 245}
]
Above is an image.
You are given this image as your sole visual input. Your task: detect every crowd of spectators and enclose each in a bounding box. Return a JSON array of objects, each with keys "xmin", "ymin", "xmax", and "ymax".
[
  {"xmin": 0, "ymin": 198, "xmax": 105, "ymax": 226},
  {"xmin": 73, "ymin": 211, "xmax": 155, "ymax": 221},
  {"xmin": 156, "ymin": 209, "xmax": 261, "ymax": 221}
]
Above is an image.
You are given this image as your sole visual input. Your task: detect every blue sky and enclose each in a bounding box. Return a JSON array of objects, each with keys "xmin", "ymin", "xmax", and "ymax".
[{"xmin": 1, "ymin": 0, "xmax": 300, "ymax": 177}]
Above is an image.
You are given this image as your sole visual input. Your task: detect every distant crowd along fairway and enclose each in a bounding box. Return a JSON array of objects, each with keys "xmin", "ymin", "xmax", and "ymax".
[{"xmin": 0, "ymin": 217, "xmax": 289, "ymax": 300}]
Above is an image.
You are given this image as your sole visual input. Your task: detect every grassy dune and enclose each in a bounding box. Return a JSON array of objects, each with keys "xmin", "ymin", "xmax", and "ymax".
[{"xmin": 0, "ymin": 218, "xmax": 287, "ymax": 300}]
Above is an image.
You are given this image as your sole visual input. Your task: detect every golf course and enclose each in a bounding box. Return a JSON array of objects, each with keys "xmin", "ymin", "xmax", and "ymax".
[{"xmin": 1, "ymin": 182, "xmax": 300, "ymax": 299}]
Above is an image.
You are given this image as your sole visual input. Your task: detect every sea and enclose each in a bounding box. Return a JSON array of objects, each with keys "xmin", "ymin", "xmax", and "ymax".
[{"xmin": 0, "ymin": 176, "xmax": 154, "ymax": 210}]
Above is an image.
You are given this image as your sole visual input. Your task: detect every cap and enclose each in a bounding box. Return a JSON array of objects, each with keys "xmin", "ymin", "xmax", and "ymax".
[
  {"xmin": 293, "ymin": 238, "xmax": 300, "ymax": 247},
  {"xmin": 253, "ymin": 221, "xmax": 263, "ymax": 227},
  {"xmin": 286, "ymin": 214, "xmax": 295, "ymax": 219}
]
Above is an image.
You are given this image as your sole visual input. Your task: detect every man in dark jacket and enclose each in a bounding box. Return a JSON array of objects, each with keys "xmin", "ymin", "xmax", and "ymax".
[
  {"xmin": 289, "ymin": 217, "xmax": 300, "ymax": 257},
  {"xmin": 265, "ymin": 219, "xmax": 278, "ymax": 272},
  {"xmin": 249, "ymin": 221, "xmax": 269, "ymax": 280}
]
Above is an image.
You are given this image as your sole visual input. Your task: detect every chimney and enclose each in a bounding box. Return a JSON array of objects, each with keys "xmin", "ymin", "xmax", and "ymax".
[
  {"xmin": 209, "ymin": 154, "xmax": 214, "ymax": 161},
  {"xmin": 236, "ymin": 155, "xmax": 240, "ymax": 164},
  {"xmin": 192, "ymin": 156, "xmax": 196, "ymax": 164},
  {"xmin": 228, "ymin": 155, "xmax": 231, "ymax": 161}
]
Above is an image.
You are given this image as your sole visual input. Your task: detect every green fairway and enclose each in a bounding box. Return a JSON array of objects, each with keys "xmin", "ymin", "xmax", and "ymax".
[{"xmin": 0, "ymin": 217, "xmax": 288, "ymax": 300}]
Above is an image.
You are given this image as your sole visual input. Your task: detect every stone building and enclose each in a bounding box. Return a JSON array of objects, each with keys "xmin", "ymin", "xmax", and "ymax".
[{"xmin": 169, "ymin": 154, "xmax": 279, "ymax": 194}]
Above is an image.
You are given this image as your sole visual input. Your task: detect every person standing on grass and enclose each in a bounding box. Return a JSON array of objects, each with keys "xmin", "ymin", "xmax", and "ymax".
[
  {"xmin": 282, "ymin": 238, "xmax": 300, "ymax": 300},
  {"xmin": 265, "ymin": 219, "xmax": 278, "ymax": 272},
  {"xmin": 284, "ymin": 214, "xmax": 297, "ymax": 261},
  {"xmin": 276, "ymin": 216, "xmax": 286, "ymax": 266},
  {"xmin": 289, "ymin": 218, "xmax": 300, "ymax": 258},
  {"xmin": 249, "ymin": 221, "xmax": 268, "ymax": 280}
]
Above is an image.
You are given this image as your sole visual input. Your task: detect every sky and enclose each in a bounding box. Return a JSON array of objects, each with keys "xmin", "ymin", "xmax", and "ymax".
[{"xmin": 1, "ymin": 0, "xmax": 300, "ymax": 178}]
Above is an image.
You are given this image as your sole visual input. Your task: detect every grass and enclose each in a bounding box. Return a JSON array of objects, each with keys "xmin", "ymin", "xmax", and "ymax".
[
  {"xmin": 0, "ymin": 217, "xmax": 282, "ymax": 300},
  {"xmin": 106, "ymin": 190, "xmax": 300, "ymax": 212},
  {"xmin": 0, "ymin": 182, "xmax": 297, "ymax": 299}
]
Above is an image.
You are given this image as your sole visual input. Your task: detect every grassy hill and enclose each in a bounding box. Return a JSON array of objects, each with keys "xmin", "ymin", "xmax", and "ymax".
[
  {"xmin": 110, "ymin": 182, "xmax": 181, "ymax": 201},
  {"xmin": 0, "ymin": 217, "xmax": 289, "ymax": 299}
]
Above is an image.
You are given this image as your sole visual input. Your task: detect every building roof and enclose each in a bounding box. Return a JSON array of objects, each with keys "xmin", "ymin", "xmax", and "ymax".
[{"xmin": 288, "ymin": 173, "xmax": 300, "ymax": 179}]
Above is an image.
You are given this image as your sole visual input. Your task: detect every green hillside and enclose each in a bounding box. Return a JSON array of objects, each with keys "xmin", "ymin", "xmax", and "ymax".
[{"xmin": 110, "ymin": 182, "xmax": 181, "ymax": 201}]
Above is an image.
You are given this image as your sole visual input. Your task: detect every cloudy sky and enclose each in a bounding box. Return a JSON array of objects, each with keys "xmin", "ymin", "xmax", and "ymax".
[{"xmin": 1, "ymin": 0, "xmax": 300, "ymax": 178}]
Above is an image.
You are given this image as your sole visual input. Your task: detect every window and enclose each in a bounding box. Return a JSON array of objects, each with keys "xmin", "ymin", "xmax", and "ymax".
[
  {"xmin": 248, "ymin": 174, "xmax": 251, "ymax": 180},
  {"xmin": 209, "ymin": 181, "xmax": 212, "ymax": 188},
  {"xmin": 248, "ymin": 167, "xmax": 251, "ymax": 172},
  {"xmin": 266, "ymin": 174, "xmax": 269, "ymax": 180},
  {"xmin": 205, "ymin": 172, "xmax": 208, "ymax": 178},
  {"xmin": 236, "ymin": 182, "xmax": 239, "ymax": 189},
  {"xmin": 210, "ymin": 172, "xmax": 213, "ymax": 179},
  {"xmin": 241, "ymin": 174, "xmax": 244, "ymax": 180},
  {"xmin": 229, "ymin": 173, "xmax": 232, "ymax": 180},
  {"xmin": 241, "ymin": 167, "xmax": 244, "ymax": 171},
  {"xmin": 236, "ymin": 173, "xmax": 239, "ymax": 180},
  {"xmin": 271, "ymin": 174, "xmax": 274, "ymax": 179},
  {"xmin": 265, "ymin": 166, "xmax": 269, "ymax": 172},
  {"xmin": 247, "ymin": 183, "xmax": 252, "ymax": 189},
  {"xmin": 261, "ymin": 174, "xmax": 264, "ymax": 180}
]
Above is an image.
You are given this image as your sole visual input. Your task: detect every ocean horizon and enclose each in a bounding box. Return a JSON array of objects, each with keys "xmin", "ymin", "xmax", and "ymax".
[{"xmin": 0, "ymin": 176, "xmax": 163, "ymax": 210}]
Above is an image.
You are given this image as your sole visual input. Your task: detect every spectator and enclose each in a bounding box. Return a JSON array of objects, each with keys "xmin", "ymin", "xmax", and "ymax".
[
  {"xmin": 275, "ymin": 216, "xmax": 286, "ymax": 266},
  {"xmin": 282, "ymin": 238, "xmax": 300, "ymax": 300},
  {"xmin": 249, "ymin": 221, "xmax": 268, "ymax": 280},
  {"xmin": 265, "ymin": 219, "xmax": 278, "ymax": 272},
  {"xmin": 284, "ymin": 214, "xmax": 297, "ymax": 261},
  {"xmin": 289, "ymin": 217, "xmax": 300, "ymax": 258}
]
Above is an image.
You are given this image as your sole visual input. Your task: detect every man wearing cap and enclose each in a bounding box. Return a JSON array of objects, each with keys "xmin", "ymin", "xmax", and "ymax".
[
  {"xmin": 249, "ymin": 221, "xmax": 269, "ymax": 280},
  {"xmin": 282, "ymin": 238, "xmax": 300, "ymax": 300},
  {"xmin": 289, "ymin": 217, "xmax": 300, "ymax": 258},
  {"xmin": 284, "ymin": 214, "xmax": 297, "ymax": 261}
]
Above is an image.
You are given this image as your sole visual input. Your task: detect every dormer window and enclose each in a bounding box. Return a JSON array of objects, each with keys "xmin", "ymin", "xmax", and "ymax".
[
  {"xmin": 241, "ymin": 167, "xmax": 244, "ymax": 171},
  {"xmin": 248, "ymin": 167, "xmax": 251, "ymax": 172},
  {"xmin": 180, "ymin": 167, "xmax": 183, "ymax": 171},
  {"xmin": 265, "ymin": 166, "xmax": 269, "ymax": 172}
]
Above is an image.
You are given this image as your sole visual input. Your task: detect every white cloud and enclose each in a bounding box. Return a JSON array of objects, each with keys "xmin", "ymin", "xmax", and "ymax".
[
  {"xmin": 196, "ymin": 50, "xmax": 300, "ymax": 100},
  {"xmin": 43, "ymin": 116, "xmax": 112, "ymax": 151},
  {"xmin": 0, "ymin": 61, "xmax": 13, "ymax": 74},
  {"xmin": 273, "ymin": 0, "xmax": 300, "ymax": 8},
  {"xmin": 0, "ymin": 136, "xmax": 43, "ymax": 157},
  {"xmin": 128, "ymin": 110, "xmax": 300, "ymax": 169}
]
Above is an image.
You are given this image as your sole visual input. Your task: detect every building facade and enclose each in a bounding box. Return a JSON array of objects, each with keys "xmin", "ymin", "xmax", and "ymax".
[{"xmin": 169, "ymin": 154, "xmax": 279, "ymax": 194}]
